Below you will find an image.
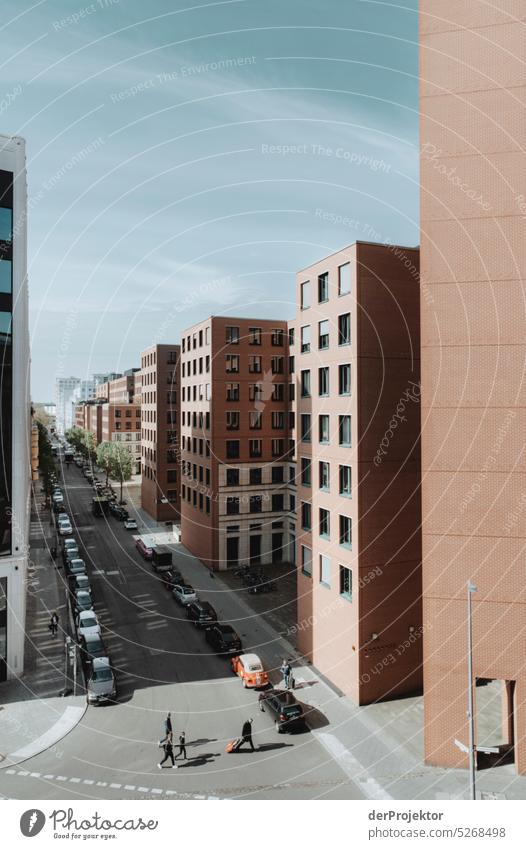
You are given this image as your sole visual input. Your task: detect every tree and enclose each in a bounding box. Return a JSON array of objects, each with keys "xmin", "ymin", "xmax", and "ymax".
[
  {"xmin": 96, "ymin": 442, "xmax": 113, "ymax": 486},
  {"xmin": 82, "ymin": 430, "xmax": 97, "ymax": 464},
  {"xmin": 65, "ymin": 426, "xmax": 84, "ymax": 453},
  {"xmin": 110, "ymin": 443, "xmax": 133, "ymax": 504},
  {"xmin": 36, "ymin": 421, "xmax": 55, "ymax": 501}
]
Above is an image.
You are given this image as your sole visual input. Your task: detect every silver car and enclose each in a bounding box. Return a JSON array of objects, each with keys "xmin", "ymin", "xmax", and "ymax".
[{"xmin": 86, "ymin": 657, "xmax": 116, "ymax": 705}]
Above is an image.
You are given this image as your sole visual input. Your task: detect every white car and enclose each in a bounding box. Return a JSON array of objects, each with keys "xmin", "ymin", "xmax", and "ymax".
[
  {"xmin": 124, "ymin": 519, "xmax": 138, "ymax": 531},
  {"xmin": 172, "ymin": 584, "xmax": 198, "ymax": 606},
  {"xmin": 76, "ymin": 610, "xmax": 101, "ymax": 639},
  {"xmin": 58, "ymin": 519, "xmax": 72, "ymax": 536}
]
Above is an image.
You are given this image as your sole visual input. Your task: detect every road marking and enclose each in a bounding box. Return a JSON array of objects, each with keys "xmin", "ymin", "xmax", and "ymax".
[
  {"xmin": 312, "ymin": 731, "xmax": 393, "ymax": 800},
  {"xmin": 9, "ymin": 706, "xmax": 85, "ymax": 761},
  {"xmin": 124, "ymin": 785, "xmax": 136, "ymax": 791},
  {"xmin": 110, "ymin": 783, "xmax": 121, "ymax": 789},
  {"xmin": 70, "ymin": 777, "xmax": 81, "ymax": 783},
  {"xmin": 106, "ymin": 571, "xmax": 120, "ymax": 576}
]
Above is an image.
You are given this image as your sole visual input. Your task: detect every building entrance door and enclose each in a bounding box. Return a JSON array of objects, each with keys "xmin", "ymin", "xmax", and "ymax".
[{"xmin": 226, "ymin": 537, "xmax": 239, "ymax": 568}]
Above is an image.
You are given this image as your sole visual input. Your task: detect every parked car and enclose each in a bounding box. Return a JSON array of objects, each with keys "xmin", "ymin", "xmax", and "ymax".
[
  {"xmin": 114, "ymin": 508, "xmax": 128, "ymax": 521},
  {"xmin": 73, "ymin": 589, "xmax": 94, "ymax": 613},
  {"xmin": 135, "ymin": 538, "xmax": 153, "ymax": 560},
  {"xmin": 68, "ymin": 573, "xmax": 91, "ymax": 595},
  {"xmin": 160, "ymin": 569, "xmax": 184, "ymax": 590},
  {"xmin": 86, "ymin": 657, "xmax": 116, "ymax": 705},
  {"xmin": 80, "ymin": 633, "xmax": 107, "ymax": 668},
  {"xmin": 66, "ymin": 559, "xmax": 87, "ymax": 577},
  {"xmin": 186, "ymin": 601, "xmax": 217, "ymax": 628},
  {"xmin": 76, "ymin": 610, "xmax": 100, "ymax": 639},
  {"xmin": 230, "ymin": 653, "xmax": 269, "ymax": 688},
  {"xmin": 258, "ymin": 689, "xmax": 306, "ymax": 733},
  {"xmin": 58, "ymin": 519, "xmax": 72, "ymax": 536},
  {"xmin": 64, "ymin": 545, "xmax": 81, "ymax": 564},
  {"xmin": 63, "ymin": 537, "xmax": 77, "ymax": 551},
  {"xmin": 124, "ymin": 518, "xmax": 138, "ymax": 531},
  {"xmin": 205, "ymin": 623, "xmax": 242, "ymax": 656},
  {"xmin": 172, "ymin": 584, "xmax": 198, "ymax": 606}
]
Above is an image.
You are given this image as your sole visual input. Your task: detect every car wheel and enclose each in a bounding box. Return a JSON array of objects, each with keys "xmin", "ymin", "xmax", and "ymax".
[{"xmin": 275, "ymin": 721, "xmax": 282, "ymax": 733}]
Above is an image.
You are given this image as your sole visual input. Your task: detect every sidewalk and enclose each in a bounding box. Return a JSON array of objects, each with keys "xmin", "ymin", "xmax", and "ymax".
[
  {"xmin": 148, "ymin": 528, "xmax": 526, "ymax": 801},
  {"xmin": 0, "ymin": 496, "xmax": 86, "ymax": 769}
]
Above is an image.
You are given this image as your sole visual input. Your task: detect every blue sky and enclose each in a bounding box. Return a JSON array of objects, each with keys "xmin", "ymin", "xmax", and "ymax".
[{"xmin": 3, "ymin": 0, "xmax": 419, "ymax": 399}]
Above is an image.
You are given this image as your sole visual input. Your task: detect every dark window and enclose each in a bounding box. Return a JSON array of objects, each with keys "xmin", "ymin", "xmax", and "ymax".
[
  {"xmin": 226, "ymin": 468, "xmax": 239, "ymax": 486},
  {"xmin": 301, "ymin": 457, "xmax": 311, "ymax": 486},
  {"xmin": 226, "ymin": 497, "xmax": 240, "ymax": 515},
  {"xmin": 340, "ymin": 566, "xmax": 352, "ymax": 600},
  {"xmin": 226, "ymin": 440, "xmax": 239, "ymax": 459},
  {"xmin": 338, "ymin": 312, "xmax": 351, "ymax": 345},
  {"xmin": 318, "ymin": 272, "xmax": 329, "ymax": 303},
  {"xmin": 319, "ymin": 508, "xmax": 330, "ymax": 539},
  {"xmin": 250, "ymin": 495, "xmax": 263, "ymax": 513},
  {"xmin": 301, "ymin": 502, "xmax": 311, "ymax": 531},
  {"xmin": 272, "ymin": 466, "xmax": 284, "ymax": 484},
  {"xmin": 249, "ymin": 468, "xmax": 262, "ymax": 485},
  {"xmin": 272, "ymin": 493, "xmax": 284, "ymax": 511}
]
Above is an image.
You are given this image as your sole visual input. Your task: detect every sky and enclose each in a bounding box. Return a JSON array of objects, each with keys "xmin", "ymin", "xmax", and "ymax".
[{"xmin": 2, "ymin": 0, "xmax": 419, "ymax": 400}]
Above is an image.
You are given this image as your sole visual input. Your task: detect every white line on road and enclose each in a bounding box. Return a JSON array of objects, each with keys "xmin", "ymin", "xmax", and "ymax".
[{"xmin": 312, "ymin": 731, "xmax": 393, "ymax": 800}]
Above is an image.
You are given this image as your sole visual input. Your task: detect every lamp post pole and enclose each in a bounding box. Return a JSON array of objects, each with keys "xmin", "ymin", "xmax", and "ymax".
[{"xmin": 467, "ymin": 581, "xmax": 477, "ymax": 800}]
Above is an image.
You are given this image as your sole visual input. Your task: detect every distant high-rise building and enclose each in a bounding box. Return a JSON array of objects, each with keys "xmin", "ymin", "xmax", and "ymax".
[
  {"xmin": 0, "ymin": 134, "xmax": 30, "ymax": 681},
  {"xmin": 55, "ymin": 376, "xmax": 80, "ymax": 434}
]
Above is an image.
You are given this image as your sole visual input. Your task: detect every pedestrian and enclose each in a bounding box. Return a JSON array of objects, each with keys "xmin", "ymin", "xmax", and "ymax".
[
  {"xmin": 175, "ymin": 730, "xmax": 187, "ymax": 760},
  {"xmin": 164, "ymin": 711, "xmax": 172, "ymax": 737},
  {"xmin": 49, "ymin": 612, "xmax": 59, "ymax": 637},
  {"xmin": 238, "ymin": 718, "xmax": 255, "ymax": 752},
  {"xmin": 280, "ymin": 658, "xmax": 292, "ymax": 689},
  {"xmin": 158, "ymin": 731, "xmax": 177, "ymax": 769}
]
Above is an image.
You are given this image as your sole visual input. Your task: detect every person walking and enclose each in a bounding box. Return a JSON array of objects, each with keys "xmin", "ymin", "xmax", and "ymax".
[
  {"xmin": 175, "ymin": 731, "xmax": 187, "ymax": 761},
  {"xmin": 164, "ymin": 712, "xmax": 173, "ymax": 737},
  {"xmin": 280, "ymin": 658, "xmax": 292, "ymax": 689},
  {"xmin": 49, "ymin": 612, "xmax": 59, "ymax": 637},
  {"xmin": 158, "ymin": 732, "xmax": 177, "ymax": 769},
  {"xmin": 238, "ymin": 718, "xmax": 255, "ymax": 752}
]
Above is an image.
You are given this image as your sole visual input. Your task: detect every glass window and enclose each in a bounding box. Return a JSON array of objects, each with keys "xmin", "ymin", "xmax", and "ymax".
[
  {"xmin": 250, "ymin": 468, "xmax": 262, "ymax": 485},
  {"xmin": 318, "ymin": 320, "xmax": 329, "ymax": 349},
  {"xmin": 226, "ymin": 496, "xmax": 240, "ymax": 515},
  {"xmin": 319, "ymin": 366, "xmax": 329, "ymax": 396},
  {"xmin": 338, "ymin": 262, "xmax": 351, "ymax": 295},
  {"xmin": 271, "ymin": 356, "xmax": 284, "ymax": 374},
  {"xmin": 338, "ymin": 313, "xmax": 351, "ymax": 345},
  {"xmin": 272, "ymin": 328, "xmax": 284, "ymax": 346},
  {"xmin": 339, "ymin": 465, "xmax": 352, "ymax": 497},
  {"xmin": 301, "ymin": 325, "xmax": 311, "ymax": 353},
  {"xmin": 319, "ymin": 461, "xmax": 330, "ymax": 491},
  {"xmin": 249, "ymin": 327, "xmax": 261, "ymax": 345},
  {"xmin": 272, "ymin": 466, "xmax": 284, "ymax": 483},
  {"xmin": 340, "ymin": 565, "xmax": 352, "ymax": 600},
  {"xmin": 249, "ymin": 355, "xmax": 262, "ymax": 373},
  {"xmin": 320, "ymin": 555, "xmax": 331, "ymax": 586},
  {"xmin": 300, "ymin": 281, "xmax": 310, "ymax": 310},
  {"xmin": 300, "ymin": 369, "xmax": 311, "ymax": 397},
  {"xmin": 0, "ymin": 208, "xmax": 12, "ymax": 242},
  {"xmin": 301, "ymin": 457, "xmax": 311, "ymax": 486},
  {"xmin": 319, "ymin": 415, "xmax": 330, "ymax": 444},
  {"xmin": 249, "ymin": 439, "xmax": 262, "ymax": 458},
  {"xmin": 226, "ymin": 326, "xmax": 239, "ymax": 344},
  {"xmin": 339, "ymin": 515, "xmax": 352, "ymax": 549},
  {"xmin": 226, "ymin": 411, "xmax": 239, "ymax": 430},
  {"xmin": 250, "ymin": 411, "xmax": 262, "ymax": 429},
  {"xmin": 0, "ymin": 260, "xmax": 11, "ymax": 294},
  {"xmin": 226, "ymin": 440, "xmax": 239, "ymax": 458},
  {"xmin": 339, "ymin": 415, "xmax": 351, "ymax": 446},
  {"xmin": 226, "ymin": 354, "xmax": 239, "ymax": 373},
  {"xmin": 300, "ymin": 414, "xmax": 311, "ymax": 442},
  {"xmin": 319, "ymin": 508, "xmax": 330, "ymax": 539},
  {"xmin": 301, "ymin": 545, "xmax": 312, "ymax": 576},
  {"xmin": 226, "ymin": 383, "xmax": 239, "ymax": 401},
  {"xmin": 301, "ymin": 502, "xmax": 311, "ymax": 531},
  {"xmin": 272, "ymin": 493, "xmax": 284, "ymax": 511},
  {"xmin": 318, "ymin": 272, "xmax": 329, "ymax": 303},
  {"xmin": 250, "ymin": 495, "xmax": 263, "ymax": 513},
  {"xmin": 339, "ymin": 363, "xmax": 351, "ymax": 395}
]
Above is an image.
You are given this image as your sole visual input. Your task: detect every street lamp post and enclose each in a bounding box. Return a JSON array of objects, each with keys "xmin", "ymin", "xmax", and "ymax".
[{"xmin": 467, "ymin": 581, "xmax": 477, "ymax": 800}]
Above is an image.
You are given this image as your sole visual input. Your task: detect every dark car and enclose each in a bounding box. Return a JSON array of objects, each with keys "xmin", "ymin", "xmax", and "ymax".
[
  {"xmin": 258, "ymin": 689, "xmax": 306, "ymax": 733},
  {"xmin": 205, "ymin": 623, "xmax": 242, "ymax": 655},
  {"xmin": 187, "ymin": 601, "xmax": 217, "ymax": 628},
  {"xmin": 80, "ymin": 633, "xmax": 107, "ymax": 668},
  {"xmin": 114, "ymin": 508, "xmax": 129, "ymax": 521},
  {"xmin": 160, "ymin": 569, "xmax": 184, "ymax": 590}
]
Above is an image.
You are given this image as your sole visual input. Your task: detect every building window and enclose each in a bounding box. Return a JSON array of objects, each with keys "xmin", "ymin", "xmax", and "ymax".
[
  {"xmin": 300, "ymin": 280, "xmax": 310, "ymax": 310},
  {"xmin": 339, "ymin": 363, "xmax": 351, "ymax": 395},
  {"xmin": 272, "ymin": 465, "xmax": 284, "ymax": 484},
  {"xmin": 272, "ymin": 493, "xmax": 284, "ymax": 511},
  {"xmin": 338, "ymin": 260, "xmax": 353, "ymax": 295},
  {"xmin": 249, "ymin": 383, "xmax": 263, "ymax": 402},
  {"xmin": 226, "ymin": 496, "xmax": 240, "ymax": 515},
  {"xmin": 272, "ymin": 411, "xmax": 284, "ymax": 429},
  {"xmin": 249, "ymin": 355, "xmax": 262, "ymax": 373},
  {"xmin": 300, "ymin": 325, "xmax": 311, "ymax": 353},
  {"xmin": 272, "ymin": 438, "xmax": 284, "ymax": 457},
  {"xmin": 167, "ymin": 469, "xmax": 177, "ymax": 483},
  {"xmin": 301, "ymin": 545, "xmax": 312, "ymax": 576},
  {"xmin": 226, "ymin": 326, "xmax": 239, "ymax": 344},
  {"xmin": 250, "ymin": 468, "xmax": 262, "ymax": 485},
  {"xmin": 301, "ymin": 502, "xmax": 311, "ymax": 531},
  {"xmin": 289, "ymin": 327, "xmax": 295, "ymax": 346},
  {"xmin": 226, "ymin": 383, "xmax": 239, "ymax": 401},
  {"xmin": 226, "ymin": 440, "xmax": 239, "ymax": 459},
  {"xmin": 226, "ymin": 468, "xmax": 239, "ymax": 486},
  {"xmin": 250, "ymin": 495, "xmax": 263, "ymax": 513},
  {"xmin": 339, "ymin": 415, "xmax": 351, "ymax": 446},
  {"xmin": 226, "ymin": 411, "xmax": 239, "ymax": 430},
  {"xmin": 300, "ymin": 369, "xmax": 311, "ymax": 397},
  {"xmin": 319, "ymin": 508, "xmax": 330, "ymax": 539},
  {"xmin": 340, "ymin": 565, "xmax": 352, "ymax": 600},
  {"xmin": 339, "ymin": 515, "xmax": 352, "ymax": 549},
  {"xmin": 319, "ymin": 460, "xmax": 330, "ymax": 491},
  {"xmin": 320, "ymin": 555, "xmax": 331, "ymax": 586},
  {"xmin": 339, "ymin": 465, "xmax": 352, "ymax": 497},
  {"xmin": 318, "ymin": 319, "xmax": 329, "ymax": 349},
  {"xmin": 272, "ymin": 328, "xmax": 284, "ymax": 346},
  {"xmin": 272, "ymin": 384, "xmax": 284, "ymax": 401},
  {"xmin": 338, "ymin": 312, "xmax": 351, "ymax": 345},
  {"xmin": 319, "ymin": 366, "xmax": 329, "ymax": 396},
  {"xmin": 289, "ymin": 493, "xmax": 295, "ymax": 512},
  {"xmin": 289, "ymin": 383, "xmax": 295, "ymax": 402},
  {"xmin": 301, "ymin": 457, "xmax": 311, "ymax": 486},
  {"xmin": 318, "ymin": 272, "xmax": 329, "ymax": 303},
  {"xmin": 249, "ymin": 439, "xmax": 262, "ymax": 458},
  {"xmin": 319, "ymin": 414, "xmax": 330, "ymax": 444},
  {"xmin": 300, "ymin": 414, "xmax": 311, "ymax": 442},
  {"xmin": 226, "ymin": 354, "xmax": 239, "ymax": 373},
  {"xmin": 250, "ymin": 411, "xmax": 262, "ymax": 429},
  {"xmin": 288, "ymin": 355, "xmax": 295, "ymax": 374},
  {"xmin": 249, "ymin": 327, "xmax": 261, "ymax": 345},
  {"xmin": 271, "ymin": 356, "xmax": 284, "ymax": 374}
]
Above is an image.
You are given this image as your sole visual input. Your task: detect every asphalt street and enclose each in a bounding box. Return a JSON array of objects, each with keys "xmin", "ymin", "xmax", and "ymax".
[{"xmin": 0, "ymin": 462, "xmax": 364, "ymax": 801}]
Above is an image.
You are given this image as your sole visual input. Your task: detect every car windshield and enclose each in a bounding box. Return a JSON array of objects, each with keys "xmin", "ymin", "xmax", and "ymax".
[
  {"xmin": 182, "ymin": 587, "xmax": 193, "ymax": 595},
  {"xmin": 248, "ymin": 663, "xmax": 263, "ymax": 672},
  {"xmin": 92, "ymin": 669, "xmax": 113, "ymax": 682},
  {"xmin": 82, "ymin": 617, "xmax": 97, "ymax": 628},
  {"xmin": 86, "ymin": 640, "xmax": 103, "ymax": 652}
]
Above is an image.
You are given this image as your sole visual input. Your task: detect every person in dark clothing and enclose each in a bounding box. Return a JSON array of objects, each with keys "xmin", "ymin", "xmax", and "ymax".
[
  {"xmin": 175, "ymin": 731, "xmax": 187, "ymax": 760},
  {"xmin": 49, "ymin": 612, "xmax": 59, "ymax": 636},
  {"xmin": 164, "ymin": 712, "xmax": 172, "ymax": 736},
  {"xmin": 158, "ymin": 732, "xmax": 177, "ymax": 768},
  {"xmin": 238, "ymin": 718, "xmax": 255, "ymax": 751}
]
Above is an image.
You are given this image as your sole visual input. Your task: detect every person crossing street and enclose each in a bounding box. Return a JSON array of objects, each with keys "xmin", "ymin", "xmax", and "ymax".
[
  {"xmin": 175, "ymin": 730, "xmax": 187, "ymax": 761},
  {"xmin": 238, "ymin": 718, "xmax": 255, "ymax": 751},
  {"xmin": 158, "ymin": 732, "xmax": 177, "ymax": 769}
]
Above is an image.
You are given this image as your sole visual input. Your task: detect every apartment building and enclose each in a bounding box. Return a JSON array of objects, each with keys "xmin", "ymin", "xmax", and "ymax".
[
  {"xmin": 100, "ymin": 401, "xmax": 141, "ymax": 473},
  {"xmin": 0, "ymin": 135, "xmax": 30, "ymax": 680},
  {"xmin": 294, "ymin": 242, "xmax": 421, "ymax": 703},
  {"xmin": 420, "ymin": 3, "xmax": 526, "ymax": 773},
  {"xmin": 180, "ymin": 317, "xmax": 294, "ymax": 571},
  {"xmin": 140, "ymin": 344, "xmax": 181, "ymax": 522}
]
